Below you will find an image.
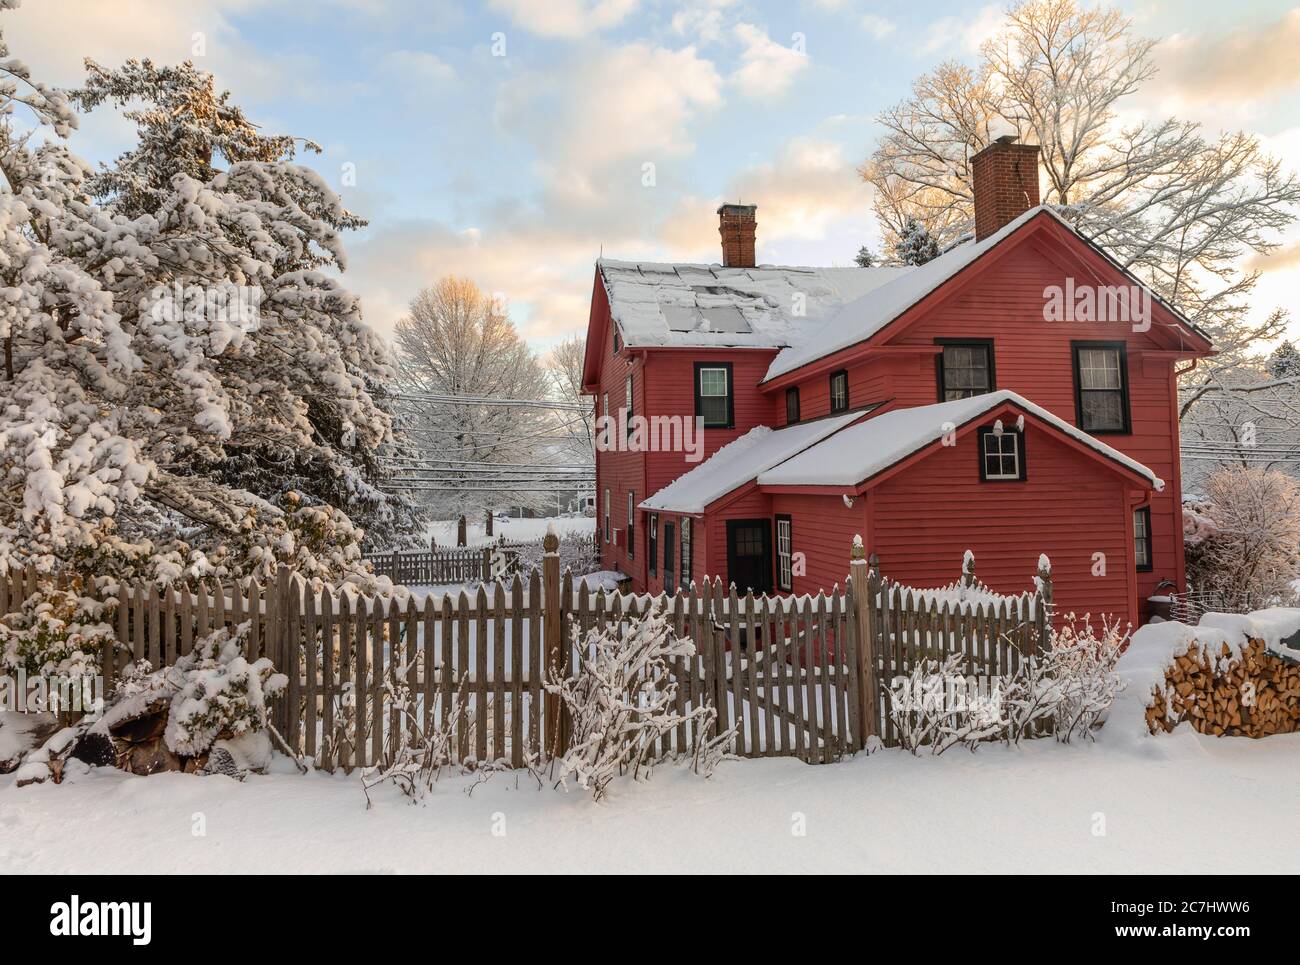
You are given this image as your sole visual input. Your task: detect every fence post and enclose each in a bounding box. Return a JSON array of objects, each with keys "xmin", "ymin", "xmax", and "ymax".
[
  {"xmin": 485, "ymin": 509, "xmax": 493, "ymax": 538},
  {"xmin": 273, "ymin": 567, "xmax": 291, "ymax": 733},
  {"xmin": 1033, "ymin": 556, "xmax": 1053, "ymax": 654},
  {"xmin": 849, "ymin": 537, "xmax": 879, "ymax": 747},
  {"xmin": 482, "ymin": 547, "xmax": 492, "ymax": 582},
  {"xmin": 457, "ymin": 515, "xmax": 467, "ymax": 547},
  {"xmin": 542, "ymin": 529, "xmax": 565, "ymax": 757}
]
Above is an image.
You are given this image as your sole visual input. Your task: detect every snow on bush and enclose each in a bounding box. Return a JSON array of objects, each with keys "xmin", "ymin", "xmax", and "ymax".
[
  {"xmin": 105, "ymin": 622, "xmax": 286, "ymax": 763},
  {"xmin": 0, "ymin": 581, "xmax": 116, "ymax": 708},
  {"xmin": 887, "ymin": 615, "xmax": 1127, "ymax": 752},
  {"xmin": 360, "ymin": 666, "xmax": 474, "ymax": 806},
  {"xmin": 887, "ymin": 654, "xmax": 1006, "ymax": 755},
  {"xmin": 511, "ymin": 531, "xmax": 601, "ymax": 577},
  {"xmin": 1043, "ymin": 616, "xmax": 1127, "ymax": 741},
  {"xmin": 1185, "ymin": 467, "xmax": 1300, "ymax": 609},
  {"xmin": 548, "ymin": 606, "xmax": 732, "ymax": 801}
]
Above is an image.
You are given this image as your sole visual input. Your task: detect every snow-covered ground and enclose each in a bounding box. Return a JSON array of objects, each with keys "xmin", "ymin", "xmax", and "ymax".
[
  {"xmin": 6, "ymin": 608, "xmax": 1298, "ymax": 874},
  {"xmin": 423, "ymin": 515, "xmax": 594, "ymax": 548},
  {"xmin": 2, "ymin": 725, "xmax": 1296, "ymax": 873}
]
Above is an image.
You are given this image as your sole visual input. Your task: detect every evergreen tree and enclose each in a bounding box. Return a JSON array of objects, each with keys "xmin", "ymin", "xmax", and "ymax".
[
  {"xmin": 1267, "ymin": 340, "xmax": 1300, "ymax": 379},
  {"xmin": 0, "ymin": 4, "xmax": 421, "ymax": 582},
  {"xmin": 893, "ymin": 218, "xmax": 940, "ymax": 266},
  {"xmin": 854, "ymin": 245, "xmax": 876, "ymax": 268}
]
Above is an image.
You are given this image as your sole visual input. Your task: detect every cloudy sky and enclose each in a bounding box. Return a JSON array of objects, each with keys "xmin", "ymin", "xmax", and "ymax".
[{"xmin": 7, "ymin": 0, "xmax": 1300, "ymax": 353}]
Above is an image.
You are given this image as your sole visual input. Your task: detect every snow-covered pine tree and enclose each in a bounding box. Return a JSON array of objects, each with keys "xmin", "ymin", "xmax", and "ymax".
[
  {"xmin": 892, "ymin": 218, "xmax": 940, "ymax": 266},
  {"xmin": 0, "ymin": 3, "xmax": 418, "ymax": 585},
  {"xmin": 68, "ymin": 57, "xmax": 425, "ymax": 553},
  {"xmin": 854, "ymin": 245, "xmax": 876, "ymax": 268},
  {"xmin": 1268, "ymin": 340, "xmax": 1300, "ymax": 379}
]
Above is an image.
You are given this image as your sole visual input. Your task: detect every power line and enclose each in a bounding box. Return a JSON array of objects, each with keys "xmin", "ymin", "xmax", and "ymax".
[{"xmin": 392, "ymin": 391, "xmax": 591, "ymax": 412}]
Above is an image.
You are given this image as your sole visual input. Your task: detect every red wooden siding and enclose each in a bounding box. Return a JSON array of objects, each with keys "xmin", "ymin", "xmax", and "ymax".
[
  {"xmin": 591, "ymin": 284, "xmax": 646, "ymax": 583},
  {"xmin": 769, "ymin": 492, "xmax": 864, "ymax": 593},
  {"xmin": 767, "ymin": 237, "xmax": 1186, "ymax": 610},
  {"xmin": 867, "ymin": 422, "xmax": 1139, "ymax": 626},
  {"xmin": 642, "ymin": 348, "xmax": 777, "ymax": 500}
]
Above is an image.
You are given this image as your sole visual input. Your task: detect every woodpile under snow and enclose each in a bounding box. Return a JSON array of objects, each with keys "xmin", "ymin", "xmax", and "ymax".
[{"xmin": 1146, "ymin": 639, "xmax": 1300, "ymax": 738}]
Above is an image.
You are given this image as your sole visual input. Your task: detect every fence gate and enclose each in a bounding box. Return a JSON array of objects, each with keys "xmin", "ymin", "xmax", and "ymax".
[{"xmin": 563, "ymin": 578, "xmax": 865, "ymax": 764}]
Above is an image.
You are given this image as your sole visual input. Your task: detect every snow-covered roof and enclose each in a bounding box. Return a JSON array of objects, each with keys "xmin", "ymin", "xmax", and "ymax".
[
  {"xmin": 639, "ymin": 410, "xmax": 867, "ymax": 513},
  {"xmin": 756, "ymin": 390, "xmax": 1163, "ymax": 489},
  {"xmin": 599, "ymin": 259, "xmax": 910, "ymax": 350},
  {"xmin": 764, "ymin": 207, "xmax": 1055, "ymax": 381}
]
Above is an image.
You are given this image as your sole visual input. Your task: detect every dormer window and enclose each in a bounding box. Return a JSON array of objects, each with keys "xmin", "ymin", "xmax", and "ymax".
[{"xmin": 785, "ymin": 387, "xmax": 800, "ymax": 424}]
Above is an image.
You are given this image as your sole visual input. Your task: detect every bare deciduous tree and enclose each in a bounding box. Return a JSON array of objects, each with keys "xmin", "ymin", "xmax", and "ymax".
[
  {"xmin": 862, "ymin": 0, "xmax": 1300, "ymax": 393},
  {"xmin": 1187, "ymin": 467, "xmax": 1300, "ymax": 608},
  {"xmin": 394, "ymin": 277, "xmax": 554, "ymax": 517},
  {"xmin": 546, "ymin": 333, "xmax": 595, "ymax": 468}
]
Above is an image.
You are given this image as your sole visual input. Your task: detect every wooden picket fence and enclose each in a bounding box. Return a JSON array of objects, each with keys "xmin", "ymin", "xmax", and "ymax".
[
  {"xmin": 363, "ymin": 546, "xmax": 511, "ymax": 585},
  {"xmin": 0, "ymin": 546, "xmax": 1052, "ymax": 770}
]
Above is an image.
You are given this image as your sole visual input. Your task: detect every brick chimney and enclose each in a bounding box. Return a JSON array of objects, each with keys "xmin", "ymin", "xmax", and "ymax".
[
  {"xmin": 970, "ymin": 136, "xmax": 1041, "ymax": 241},
  {"xmin": 718, "ymin": 203, "xmax": 757, "ymax": 267}
]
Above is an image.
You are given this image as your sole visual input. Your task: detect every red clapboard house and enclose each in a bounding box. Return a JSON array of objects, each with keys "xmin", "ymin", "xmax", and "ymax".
[{"xmin": 580, "ymin": 137, "xmax": 1214, "ymax": 626}]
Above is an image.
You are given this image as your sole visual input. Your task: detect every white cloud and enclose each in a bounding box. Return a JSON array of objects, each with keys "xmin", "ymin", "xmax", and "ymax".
[
  {"xmin": 1154, "ymin": 12, "xmax": 1300, "ymax": 103},
  {"xmin": 498, "ymin": 41, "xmax": 723, "ymax": 193},
  {"xmin": 379, "ymin": 50, "xmax": 456, "ymax": 82},
  {"xmin": 659, "ymin": 135, "xmax": 874, "ymax": 260},
  {"xmin": 919, "ymin": 5, "xmax": 1003, "ymax": 56},
  {"xmin": 730, "ymin": 23, "xmax": 809, "ymax": 99},
  {"xmin": 487, "ymin": 0, "xmax": 639, "ymax": 39},
  {"xmin": 860, "ymin": 14, "xmax": 896, "ymax": 40}
]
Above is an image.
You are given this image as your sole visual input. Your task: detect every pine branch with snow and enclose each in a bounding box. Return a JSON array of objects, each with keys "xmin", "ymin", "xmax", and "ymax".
[{"xmin": 0, "ymin": 6, "xmax": 421, "ymax": 585}]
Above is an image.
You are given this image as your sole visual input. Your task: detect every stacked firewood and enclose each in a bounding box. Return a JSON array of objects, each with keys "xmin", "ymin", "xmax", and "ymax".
[{"xmin": 1147, "ymin": 639, "xmax": 1300, "ymax": 738}]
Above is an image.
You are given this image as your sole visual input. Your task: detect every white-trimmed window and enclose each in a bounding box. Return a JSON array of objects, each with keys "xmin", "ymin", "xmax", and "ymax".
[
  {"xmin": 648, "ymin": 513, "xmax": 658, "ymax": 576},
  {"xmin": 626, "ymin": 491, "xmax": 635, "ymax": 558},
  {"xmin": 680, "ymin": 517, "xmax": 692, "ymax": 586},
  {"xmin": 980, "ymin": 428, "xmax": 1023, "ymax": 481},
  {"xmin": 603, "ymin": 489, "xmax": 611, "ymax": 543},
  {"xmin": 776, "ymin": 515, "xmax": 793, "ymax": 591},
  {"xmin": 829, "ymin": 370, "xmax": 849, "ymax": 413},
  {"xmin": 1073, "ymin": 342, "xmax": 1129, "ymax": 433},
  {"xmin": 625, "ymin": 373, "xmax": 634, "ymax": 440},
  {"xmin": 695, "ymin": 363, "xmax": 733, "ymax": 428}
]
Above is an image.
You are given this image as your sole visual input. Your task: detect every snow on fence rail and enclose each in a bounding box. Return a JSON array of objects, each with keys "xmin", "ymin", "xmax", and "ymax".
[{"xmin": 0, "ymin": 546, "xmax": 1051, "ymax": 769}]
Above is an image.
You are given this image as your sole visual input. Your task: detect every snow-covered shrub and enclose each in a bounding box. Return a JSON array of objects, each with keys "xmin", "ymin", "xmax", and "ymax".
[
  {"xmin": 887, "ymin": 654, "xmax": 1006, "ymax": 755},
  {"xmin": 360, "ymin": 668, "xmax": 474, "ymax": 805},
  {"xmin": 1043, "ymin": 615, "xmax": 1126, "ymax": 742},
  {"xmin": 103, "ymin": 622, "xmax": 287, "ymax": 768},
  {"xmin": 1185, "ymin": 468, "xmax": 1300, "ymax": 609},
  {"xmin": 0, "ymin": 582, "xmax": 117, "ymax": 710},
  {"xmin": 1002, "ymin": 615, "xmax": 1127, "ymax": 744},
  {"xmin": 548, "ymin": 606, "xmax": 732, "ymax": 801}
]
